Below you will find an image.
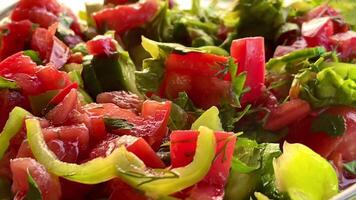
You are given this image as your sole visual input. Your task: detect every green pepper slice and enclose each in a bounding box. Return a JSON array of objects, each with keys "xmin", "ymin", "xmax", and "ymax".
[
  {"xmin": 26, "ymin": 118, "xmax": 216, "ymax": 195},
  {"xmin": 0, "ymin": 107, "xmax": 31, "ymax": 160},
  {"xmin": 26, "ymin": 118, "xmax": 122, "ymax": 184},
  {"xmin": 116, "ymin": 126, "xmax": 216, "ymax": 197}
]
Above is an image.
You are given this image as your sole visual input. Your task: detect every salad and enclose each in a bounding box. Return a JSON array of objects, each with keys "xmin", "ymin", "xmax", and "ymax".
[{"xmin": 0, "ymin": 0, "xmax": 355, "ymax": 199}]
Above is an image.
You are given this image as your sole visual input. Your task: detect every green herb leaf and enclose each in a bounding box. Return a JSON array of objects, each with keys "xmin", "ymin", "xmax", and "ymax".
[
  {"xmin": 103, "ymin": 118, "xmax": 134, "ymax": 131},
  {"xmin": 311, "ymin": 113, "xmax": 346, "ymax": 137},
  {"xmin": 0, "ymin": 76, "xmax": 19, "ymax": 90},
  {"xmin": 231, "ymin": 138, "xmax": 261, "ymax": 173},
  {"xmin": 25, "ymin": 171, "xmax": 42, "ymax": 200},
  {"xmin": 343, "ymin": 160, "xmax": 356, "ymax": 175},
  {"xmin": 23, "ymin": 50, "xmax": 42, "ymax": 65},
  {"xmin": 228, "ymin": 57, "xmax": 247, "ymax": 107}
]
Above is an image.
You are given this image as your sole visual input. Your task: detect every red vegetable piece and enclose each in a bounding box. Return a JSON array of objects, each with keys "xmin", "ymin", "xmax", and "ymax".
[
  {"xmin": 0, "ymin": 20, "xmax": 33, "ymax": 61},
  {"xmin": 86, "ymin": 36, "xmax": 117, "ymax": 56},
  {"xmin": 231, "ymin": 37, "xmax": 266, "ymax": 104},
  {"xmin": 330, "ymin": 31, "xmax": 356, "ymax": 60},
  {"xmin": 46, "ymin": 89, "xmax": 79, "ymax": 125},
  {"xmin": 48, "ymin": 82, "xmax": 78, "ymax": 106},
  {"xmin": 264, "ymin": 99, "xmax": 311, "ymax": 131},
  {"xmin": 170, "ymin": 130, "xmax": 237, "ymax": 199},
  {"xmin": 302, "ymin": 17, "xmax": 334, "ymax": 48},
  {"xmin": 10, "ymin": 158, "xmax": 61, "ymax": 200},
  {"xmin": 93, "ymin": 0, "xmax": 159, "ymax": 34},
  {"xmin": 0, "ymin": 52, "xmax": 37, "ymax": 76},
  {"xmin": 161, "ymin": 52, "xmax": 231, "ymax": 109}
]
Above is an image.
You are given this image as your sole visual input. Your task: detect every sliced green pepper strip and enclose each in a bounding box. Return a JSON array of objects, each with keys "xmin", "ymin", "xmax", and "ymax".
[
  {"xmin": 116, "ymin": 126, "xmax": 216, "ymax": 197},
  {"xmin": 0, "ymin": 107, "xmax": 31, "ymax": 160},
  {"xmin": 26, "ymin": 119, "xmax": 122, "ymax": 184}
]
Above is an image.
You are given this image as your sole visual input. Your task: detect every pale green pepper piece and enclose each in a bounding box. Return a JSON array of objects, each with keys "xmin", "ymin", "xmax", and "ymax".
[
  {"xmin": 191, "ymin": 106, "xmax": 222, "ymax": 131},
  {"xmin": 0, "ymin": 107, "xmax": 31, "ymax": 160},
  {"xmin": 273, "ymin": 143, "xmax": 339, "ymax": 200}
]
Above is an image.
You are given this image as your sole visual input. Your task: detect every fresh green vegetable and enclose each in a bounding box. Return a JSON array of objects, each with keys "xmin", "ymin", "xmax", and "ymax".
[
  {"xmin": 226, "ymin": 138, "xmax": 287, "ymax": 200},
  {"xmin": 300, "ymin": 62, "xmax": 356, "ymax": 107},
  {"xmin": 23, "ymin": 50, "xmax": 42, "ymax": 65},
  {"xmin": 26, "ymin": 172, "xmax": 42, "ymax": 200},
  {"xmin": 191, "ymin": 106, "xmax": 222, "ymax": 131},
  {"xmin": 116, "ymin": 126, "xmax": 216, "ymax": 197},
  {"xmin": 311, "ymin": 113, "xmax": 346, "ymax": 137},
  {"xmin": 0, "ymin": 107, "xmax": 31, "ymax": 160},
  {"xmin": 82, "ymin": 36, "xmax": 140, "ymax": 98},
  {"xmin": 0, "ymin": 76, "xmax": 20, "ymax": 90},
  {"xmin": 103, "ymin": 117, "xmax": 134, "ymax": 131},
  {"xmin": 266, "ymin": 47, "xmax": 326, "ymax": 74},
  {"xmin": 273, "ymin": 143, "xmax": 339, "ymax": 200},
  {"xmin": 28, "ymin": 90, "xmax": 59, "ymax": 116},
  {"xmin": 343, "ymin": 160, "xmax": 356, "ymax": 175}
]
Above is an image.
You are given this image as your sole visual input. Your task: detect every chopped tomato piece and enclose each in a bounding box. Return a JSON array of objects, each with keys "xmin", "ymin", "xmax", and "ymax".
[
  {"xmin": 0, "ymin": 90, "xmax": 29, "ymax": 130},
  {"xmin": 90, "ymin": 135, "xmax": 164, "ymax": 168},
  {"xmin": 48, "ymin": 82, "xmax": 78, "ymax": 106},
  {"xmin": 46, "ymin": 89, "xmax": 80, "ymax": 125},
  {"xmin": 0, "ymin": 52, "xmax": 37, "ymax": 76},
  {"xmin": 0, "ymin": 20, "xmax": 33, "ymax": 61},
  {"xmin": 96, "ymin": 91, "xmax": 143, "ymax": 114},
  {"xmin": 231, "ymin": 37, "xmax": 265, "ymax": 104},
  {"xmin": 10, "ymin": 158, "xmax": 61, "ymax": 200},
  {"xmin": 170, "ymin": 130, "xmax": 236, "ymax": 199},
  {"xmin": 302, "ymin": 17, "xmax": 334, "ymax": 48},
  {"xmin": 160, "ymin": 52, "xmax": 231, "ymax": 109},
  {"xmin": 86, "ymin": 36, "xmax": 117, "ymax": 56},
  {"xmin": 264, "ymin": 99, "xmax": 311, "ymax": 131},
  {"xmin": 84, "ymin": 100, "xmax": 171, "ymax": 150},
  {"xmin": 93, "ymin": 0, "xmax": 160, "ymax": 34},
  {"xmin": 287, "ymin": 106, "xmax": 356, "ymax": 161},
  {"xmin": 31, "ymin": 25, "xmax": 70, "ymax": 68},
  {"xmin": 11, "ymin": 0, "xmax": 82, "ymax": 37},
  {"xmin": 36, "ymin": 64, "xmax": 71, "ymax": 91},
  {"xmin": 330, "ymin": 31, "xmax": 356, "ymax": 60}
]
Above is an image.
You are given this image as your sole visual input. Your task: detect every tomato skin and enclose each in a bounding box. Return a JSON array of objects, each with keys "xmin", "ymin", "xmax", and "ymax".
[
  {"xmin": 90, "ymin": 135, "xmax": 164, "ymax": 168},
  {"xmin": 10, "ymin": 158, "xmax": 61, "ymax": 200},
  {"xmin": 84, "ymin": 101, "xmax": 171, "ymax": 150},
  {"xmin": 161, "ymin": 52, "xmax": 231, "ymax": 109},
  {"xmin": 165, "ymin": 52, "xmax": 229, "ymax": 78},
  {"xmin": 0, "ymin": 20, "xmax": 33, "ymax": 61},
  {"xmin": 93, "ymin": 0, "xmax": 159, "ymax": 34},
  {"xmin": 0, "ymin": 52, "xmax": 37, "ymax": 76},
  {"xmin": 287, "ymin": 106, "xmax": 356, "ymax": 161},
  {"xmin": 302, "ymin": 17, "xmax": 334, "ymax": 48},
  {"xmin": 230, "ymin": 37, "xmax": 265, "ymax": 104},
  {"xmin": 141, "ymin": 100, "xmax": 171, "ymax": 150},
  {"xmin": 36, "ymin": 64, "xmax": 70, "ymax": 91},
  {"xmin": 170, "ymin": 130, "xmax": 237, "ymax": 199},
  {"xmin": 330, "ymin": 31, "xmax": 356, "ymax": 60},
  {"xmin": 264, "ymin": 99, "xmax": 311, "ymax": 131},
  {"xmin": 48, "ymin": 82, "xmax": 78, "ymax": 106},
  {"xmin": 46, "ymin": 89, "xmax": 79, "ymax": 125},
  {"xmin": 96, "ymin": 91, "xmax": 143, "ymax": 114},
  {"xmin": 31, "ymin": 25, "xmax": 70, "ymax": 69},
  {"xmin": 11, "ymin": 0, "xmax": 82, "ymax": 37},
  {"xmin": 86, "ymin": 36, "xmax": 117, "ymax": 56}
]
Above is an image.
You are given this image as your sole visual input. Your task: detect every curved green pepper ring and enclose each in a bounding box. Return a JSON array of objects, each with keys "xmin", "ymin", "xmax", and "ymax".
[
  {"xmin": 26, "ymin": 118, "xmax": 216, "ymax": 198},
  {"xmin": 0, "ymin": 107, "xmax": 31, "ymax": 160}
]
